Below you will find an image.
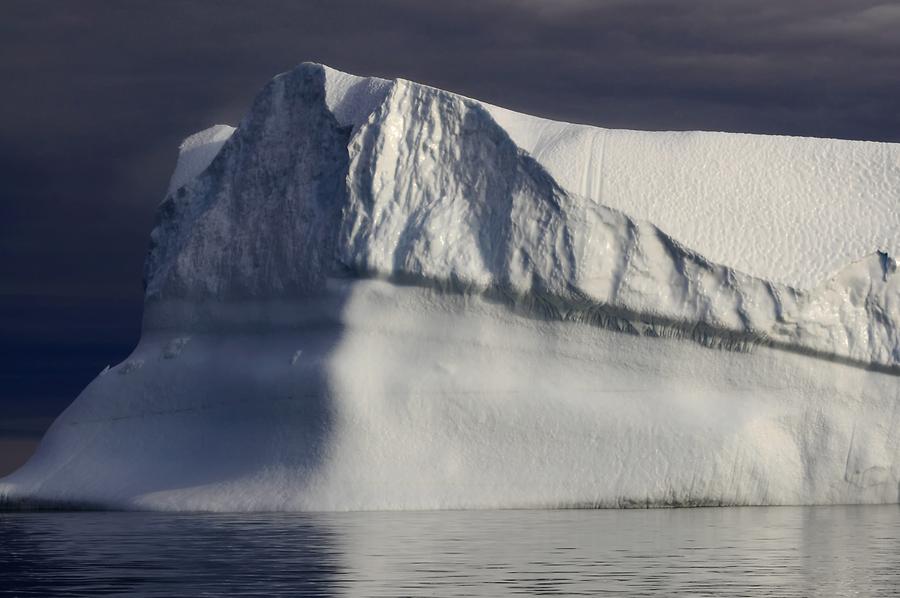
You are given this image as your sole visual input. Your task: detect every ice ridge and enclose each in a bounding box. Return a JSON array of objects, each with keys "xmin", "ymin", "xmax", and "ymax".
[
  {"xmin": 171, "ymin": 65, "xmax": 900, "ymax": 290},
  {"xmin": 149, "ymin": 63, "xmax": 900, "ymax": 370}
]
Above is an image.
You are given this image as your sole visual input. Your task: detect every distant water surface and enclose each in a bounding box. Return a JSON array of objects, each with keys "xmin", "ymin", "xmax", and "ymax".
[{"xmin": 2, "ymin": 506, "xmax": 900, "ymax": 596}]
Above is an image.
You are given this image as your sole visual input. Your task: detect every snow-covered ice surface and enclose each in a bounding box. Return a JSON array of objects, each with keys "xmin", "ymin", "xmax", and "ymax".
[
  {"xmin": 486, "ymin": 107, "xmax": 900, "ymax": 289},
  {"xmin": 2, "ymin": 63, "xmax": 899, "ymax": 511},
  {"xmin": 166, "ymin": 124, "xmax": 235, "ymax": 196}
]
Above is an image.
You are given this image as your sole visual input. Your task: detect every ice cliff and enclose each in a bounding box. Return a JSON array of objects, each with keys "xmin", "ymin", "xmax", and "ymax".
[{"xmin": 2, "ymin": 63, "xmax": 900, "ymax": 510}]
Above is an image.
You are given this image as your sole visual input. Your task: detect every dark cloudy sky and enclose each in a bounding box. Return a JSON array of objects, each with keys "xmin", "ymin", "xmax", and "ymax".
[{"xmin": 2, "ymin": 0, "xmax": 899, "ymax": 475}]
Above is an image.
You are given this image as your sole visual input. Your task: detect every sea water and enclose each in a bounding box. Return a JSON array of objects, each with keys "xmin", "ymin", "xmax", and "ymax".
[{"xmin": 2, "ymin": 506, "xmax": 899, "ymax": 596}]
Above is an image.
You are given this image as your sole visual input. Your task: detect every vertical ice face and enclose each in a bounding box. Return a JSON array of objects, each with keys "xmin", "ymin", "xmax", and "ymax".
[{"xmin": 145, "ymin": 65, "xmax": 352, "ymax": 301}]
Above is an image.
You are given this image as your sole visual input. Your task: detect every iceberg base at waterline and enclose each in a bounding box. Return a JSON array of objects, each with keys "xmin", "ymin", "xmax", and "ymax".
[{"xmin": 3, "ymin": 279, "xmax": 899, "ymax": 511}]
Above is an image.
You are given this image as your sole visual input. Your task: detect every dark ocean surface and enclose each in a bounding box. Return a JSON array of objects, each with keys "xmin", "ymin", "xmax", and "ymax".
[{"xmin": 2, "ymin": 506, "xmax": 899, "ymax": 596}]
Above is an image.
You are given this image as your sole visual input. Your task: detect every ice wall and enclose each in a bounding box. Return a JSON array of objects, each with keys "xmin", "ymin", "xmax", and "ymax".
[{"xmin": 2, "ymin": 63, "xmax": 899, "ymax": 511}]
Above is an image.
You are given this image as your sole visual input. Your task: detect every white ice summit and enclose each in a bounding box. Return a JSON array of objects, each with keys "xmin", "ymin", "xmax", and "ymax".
[{"xmin": 3, "ymin": 63, "xmax": 900, "ymax": 511}]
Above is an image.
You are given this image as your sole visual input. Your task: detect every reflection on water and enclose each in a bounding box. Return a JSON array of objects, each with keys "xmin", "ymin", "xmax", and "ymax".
[{"xmin": 2, "ymin": 506, "xmax": 900, "ymax": 596}]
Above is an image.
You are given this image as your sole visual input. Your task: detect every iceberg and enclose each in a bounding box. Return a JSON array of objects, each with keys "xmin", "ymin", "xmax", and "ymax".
[{"xmin": 2, "ymin": 63, "xmax": 899, "ymax": 511}]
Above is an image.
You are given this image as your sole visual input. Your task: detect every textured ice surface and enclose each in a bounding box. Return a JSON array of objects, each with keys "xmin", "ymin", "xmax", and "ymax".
[
  {"xmin": 2, "ymin": 63, "xmax": 899, "ymax": 511},
  {"xmin": 486, "ymin": 107, "xmax": 900, "ymax": 289},
  {"xmin": 165, "ymin": 69, "xmax": 900, "ymax": 289}
]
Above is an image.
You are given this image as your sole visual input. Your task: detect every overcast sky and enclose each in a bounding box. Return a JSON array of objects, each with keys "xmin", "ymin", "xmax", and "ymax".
[{"xmin": 2, "ymin": 0, "xmax": 899, "ymax": 475}]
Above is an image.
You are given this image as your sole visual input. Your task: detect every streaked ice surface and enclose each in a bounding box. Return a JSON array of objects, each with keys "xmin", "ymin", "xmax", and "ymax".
[{"xmin": 3, "ymin": 506, "xmax": 900, "ymax": 597}]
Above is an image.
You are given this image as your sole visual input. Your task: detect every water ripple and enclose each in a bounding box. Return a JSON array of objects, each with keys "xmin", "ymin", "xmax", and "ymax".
[{"xmin": 2, "ymin": 506, "xmax": 900, "ymax": 596}]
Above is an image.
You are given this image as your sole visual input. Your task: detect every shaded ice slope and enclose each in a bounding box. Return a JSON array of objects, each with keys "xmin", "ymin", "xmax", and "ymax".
[
  {"xmin": 146, "ymin": 67, "xmax": 352, "ymax": 300},
  {"xmin": 2, "ymin": 63, "xmax": 899, "ymax": 511}
]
